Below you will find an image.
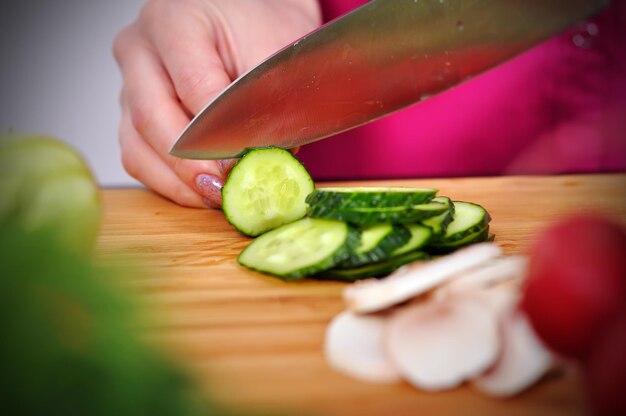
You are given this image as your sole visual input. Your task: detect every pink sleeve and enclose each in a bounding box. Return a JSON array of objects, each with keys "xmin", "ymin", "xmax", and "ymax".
[{"xmin": 299, "ymin": 0, "xmax": 626, "ymax": 180}]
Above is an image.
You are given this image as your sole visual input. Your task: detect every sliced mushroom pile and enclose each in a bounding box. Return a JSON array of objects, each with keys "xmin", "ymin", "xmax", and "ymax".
[{"xmin": 324, "ymin": 243, "xmax": 555, "ymax": 397}]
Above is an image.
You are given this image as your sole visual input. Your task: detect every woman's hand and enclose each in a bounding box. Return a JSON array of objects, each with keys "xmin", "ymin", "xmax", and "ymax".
[{"xmin": 113, "ymin": 0, "xmax": 321, "ymax": 208}]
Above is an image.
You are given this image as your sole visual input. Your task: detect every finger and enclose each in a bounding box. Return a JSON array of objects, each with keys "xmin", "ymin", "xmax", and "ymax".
[
  {"xmin": 146, "ymin": 15, "xmax": 233, "ymax": 115},
  {"xmin": 119, "ymin": 107, "xmax": 222, "ymax": 208},
  {"xmin": 115, "ymin": 31, "xmax": 223, "ymax": 201}
]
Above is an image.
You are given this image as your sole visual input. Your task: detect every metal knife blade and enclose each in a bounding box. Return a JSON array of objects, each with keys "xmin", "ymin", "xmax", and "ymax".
[{"xmin": 170, "ymin": 0, "xmax": 608, "ymax": 160}]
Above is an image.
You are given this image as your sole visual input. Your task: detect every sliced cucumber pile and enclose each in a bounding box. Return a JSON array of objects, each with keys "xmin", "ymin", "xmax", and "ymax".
[{"xmin": 228, "ymin": 148, "xmax": 493, "ymax": 281}]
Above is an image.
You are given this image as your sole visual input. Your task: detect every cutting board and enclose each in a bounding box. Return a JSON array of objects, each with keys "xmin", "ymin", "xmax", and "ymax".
[{"xmin": 96, "ymin": 173, "xmax": 626, "ymax": 416}]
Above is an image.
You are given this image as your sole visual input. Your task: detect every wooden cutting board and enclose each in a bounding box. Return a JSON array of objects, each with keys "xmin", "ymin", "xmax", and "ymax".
[{"xmin": 96, "ymin": 173, "xmax": 626, "ymax": 416}]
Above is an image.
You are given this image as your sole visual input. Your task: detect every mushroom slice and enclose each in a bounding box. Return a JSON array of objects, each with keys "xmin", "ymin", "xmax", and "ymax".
[
  {"xmin": 344, "ymin": 243, "xmax": 502, "ymax": 314},
  {"xmin": 444, "ymin": 255, "xmax": 528, "ymax": 293},
  {"xmin": 324, "ymin": 310, "xmax": 401, "ymax": 384},
  {"xmin": 464, "ymin": 282, "xmax": 521, "ymax": 315},
  {"xmin": 386, "ymin": 295, "xmax": 501, "ymax": 391},
  {"xmin": 472, "ymin": 309, "xmax": 553, "ymax": 397}
]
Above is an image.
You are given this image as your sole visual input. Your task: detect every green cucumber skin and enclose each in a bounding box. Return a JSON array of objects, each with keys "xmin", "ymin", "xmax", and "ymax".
[
  {"xmin": 338, "ymin": 224, "xmax": 411, "ymax": 268},
  {"xmin": 315, "ymin": 250, "xmax": 429, "ymax": 282},
  {"xmin": 306, "ymin": 187, "xmax": 436, "ymax": 209},
  {"xmin": 434, "ymin": 201, "xmax": 491, "ymax": 243},
  {"xmin": 308, "ymin": 201, "xmax": 449, "ymax": 226},
  {"xmin": 392, "ymin": 224, "xmax": 432, "ymax": 256},
  {"xmin": 420, "ymin": 197, "xmax": 455, "ymax": 237},
  {"xmin": 237, "ymin": 223, "xmax": 360, "ymax": 280},
  {"xmin": 428, "ymin": 226, "xmax": 490, "ymax": 254}
]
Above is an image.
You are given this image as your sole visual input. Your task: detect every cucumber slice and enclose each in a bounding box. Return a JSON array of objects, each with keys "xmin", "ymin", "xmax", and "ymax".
[
  {"xmin": 238, "ymin": 217, "xmax": 359, "ymax": 279},
  {"xmin": 316, "ymin": 250, "xmax": 429, "ymax": 282},
  {"xmin": 306, "ymin": 187, "xmax": 436, "ymax": 209},
  {"xmin": 391, "ymin": 224, "xmax": 432, "ymax": 256},
  {"xmin": 339, "ymin": 224, "xmax": 411, "ymax": 268},
  {"xmin": 421, "ymin": 197, "xmax": 455, "ymax": 237},
  {"xmin": 439, "ymin": 201, "xmax": 491, "ymax": 243},
  {"xmin": 308, "ymin": 200, "xmax": 449, "ymax": 226},
  {"xmin": 222, "ymin": 147, "xmax": 314, "ymax": 236},
  {"xmin": 429, "ymin": 226, "xmax": 490, "ymax": 254}
]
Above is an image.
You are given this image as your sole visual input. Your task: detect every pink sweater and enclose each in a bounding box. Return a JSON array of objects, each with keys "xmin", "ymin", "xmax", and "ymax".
[{"xmin": 297, "ymin": 0, "xmax": 626, "ymax": 180}]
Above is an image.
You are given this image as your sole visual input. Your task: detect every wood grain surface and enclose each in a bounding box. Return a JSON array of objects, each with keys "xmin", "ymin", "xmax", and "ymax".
[{"xmin": 96, "ymin": 173, "xmax": 626, "ymax": 416}]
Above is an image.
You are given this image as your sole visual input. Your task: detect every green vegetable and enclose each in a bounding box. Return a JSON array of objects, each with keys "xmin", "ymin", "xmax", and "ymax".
[
  {"xmin": 227, "ymin": 148, "xmax": 495, "ymax": 281},
  {"xmin": 420, "ymin": 197, "xmax": 455, "ymax": 237},
  {"xmin": 0, "ymin": 135, "xmax": 101, "ymax": 255},
  {"xmin": 308, "ymin": 199, "xmax": 449, "ymax": 226},
  {"xmin": 338, "ymin": 224, "xmax": 411, "ymax": 268},
  {"xmin": 428, "ymin": 226, "xmax": 491, "ymax": 253},
  {"xmin": 391, "ymin": 224, "xmax": 432, "ymax": 256},
  {"xmin": 437, "ymin": 201, "xmax": 491, "ymax": 243},
  {"xmin": 0, "ymin": 136, "xmax": 266, "ymax": 414},
  {"xmin": 0, "ymin": 225, "xmax": 213, "ymax": 416},
  {"xmin": 238, "ymin": 217, "xmax": 359, "ymax": 279},
  {"xmin": 305, "ymin": 187, "xmax": 436, "ymax": 209},
  {"xmin": 222, "ymin": 147, "xmax": 314, "ymax": 237},
  {"xmin": 316, "ymin": 250, "xmax": 428, "ymax": 282}
]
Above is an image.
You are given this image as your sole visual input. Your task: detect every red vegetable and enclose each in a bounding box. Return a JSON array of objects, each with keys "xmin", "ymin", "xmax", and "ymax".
[
  {"xmin": 583, "ymin": 309, "xmax": 626, "ymax": 416},
  {"xmin": 520, "ymin": 215, "xmax": 626, "ymax": 359}
]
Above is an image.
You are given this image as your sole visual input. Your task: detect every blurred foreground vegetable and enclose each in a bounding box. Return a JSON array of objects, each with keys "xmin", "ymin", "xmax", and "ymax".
[
  {"xmin": 521, "ymin": 215, "xmax": 626, "ymax": 415},
  {"xmin": 0, "ymin": 226, "xmax": 213, "ymax": 416},
  {"xmin": 0, "ymin": 135, "xmax": 101, "ymax": 254},
  {"xmin": 521, "ymin": 215, "xmax": 626, "ymax": 359},
  {"xmin": 0, "ymin": 135, "xmax": 224, "ymax": 415}
]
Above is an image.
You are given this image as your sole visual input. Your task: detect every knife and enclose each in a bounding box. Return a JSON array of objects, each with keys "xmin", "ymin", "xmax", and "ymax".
[{"xmin": 170, "ymin": 0, "xmax": 608, "ymax": 160}]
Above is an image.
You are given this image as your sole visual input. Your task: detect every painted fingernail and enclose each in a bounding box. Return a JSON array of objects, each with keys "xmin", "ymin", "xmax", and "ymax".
[
  {"xmin": 195, "ymin": 174, "xmax": 223, "ymax": 209},
  {"xmin": 217, "ymin": 159, "xmax": 237, "ymax": 177},
  {"xmin": 202, "ymin": 196, "xmax": 221, "ymax": 209}
]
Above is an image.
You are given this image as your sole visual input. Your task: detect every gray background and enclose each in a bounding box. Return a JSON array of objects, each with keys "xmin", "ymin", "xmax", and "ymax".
[{"xmin": 0, "ymin": 0, "xmax": 145, "ymax": 186}]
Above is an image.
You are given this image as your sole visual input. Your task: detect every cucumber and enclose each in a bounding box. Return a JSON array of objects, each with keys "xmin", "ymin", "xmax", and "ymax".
[
  {"xmin": 308, "ymin": 199, "xmax": 449, "ymax": 226},
  {"xmin": 306, "ymin": 187, "xmax": 436, "ymax": 209},
  {"xmin": 438, "ymin": 201, "xmax": 491, "ymax": 243},
  {"xmin": 315, "ymin": 250, "xmax": 428, "ymax": 282},
  {"xmin": 428, "ymin": 226, "xmax": 490, "ymax": 253},
  {"xmin": 338, "ymin": 224, "xmax": 411, "ymax": 268},
  {"xmin": 227, "ymin": 163, "xmax": 496, "ymax": 280},
  {"xmin": 421, "ymin": 197, "xmax": 455, "ymax": 237},
  {"xmin": 222, "ymin": 147, "xmax": 314, "ymax": 236},
  {"xmin": 238, "ymin": 217, "xmax": 359, "ymax": 279},
  {"xmin": 391, "ymin": 224, "xmax": 432, "ymax": 256}
]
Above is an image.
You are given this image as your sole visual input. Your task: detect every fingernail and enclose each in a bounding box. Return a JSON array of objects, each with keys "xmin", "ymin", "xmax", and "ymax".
[
  {"xmin": 218, "ymin": 159, "xmax": 237, "ymax": 177},
  {"xmin": 202, "ymin": 197, "xmax": 221, "ymax": 209},
  {"xmin": 195, "ymin": 174, "xmax": 223, "ymax": 209}
]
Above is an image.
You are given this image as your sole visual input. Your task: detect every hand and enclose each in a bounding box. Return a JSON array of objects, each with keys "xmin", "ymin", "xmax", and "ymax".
[{"xmin": 113, "ymin": 0, "xmax": 321, "ymax": 208}]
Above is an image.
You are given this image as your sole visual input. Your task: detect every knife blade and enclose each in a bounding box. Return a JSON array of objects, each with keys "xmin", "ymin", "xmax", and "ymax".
[{"xmin": 170, "ymin": 0, "xmax": 608, "ymax": 160}]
